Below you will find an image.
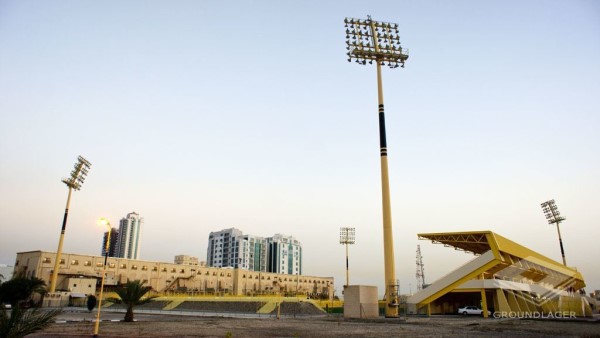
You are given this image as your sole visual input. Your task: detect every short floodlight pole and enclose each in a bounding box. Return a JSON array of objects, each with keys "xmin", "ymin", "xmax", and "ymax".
[
  {"xmin": 344, "ymin": 15, "xmax": 408, "ymax": 318},
  {"xmin": 339, "ymin": 227, "xmax": 356, "ymax": 287},
  {"xmin": 541, "ymin": 199, "xmax": 567, "ymax": 266},
  {"xmin": 50, "ymin": 155, "xmax": 92, "ymax": 292}
]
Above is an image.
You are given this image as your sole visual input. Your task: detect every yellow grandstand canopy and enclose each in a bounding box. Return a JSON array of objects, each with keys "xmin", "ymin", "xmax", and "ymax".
[{"xmin": 411, "ymin": 231, "xmax": 586, "ymax": 307}]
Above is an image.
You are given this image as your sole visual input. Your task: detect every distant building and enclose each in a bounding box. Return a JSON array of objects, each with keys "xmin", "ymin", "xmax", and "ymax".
[
  {"xmin": 116, "ymin": 212, "xmax": 143, "ymax": 260},
  {"xmin": 0, "ymin": 264, "xmax": 13, "ymax": 282},
  {"xmin": 101, "ymin": 227, "xmax": 119, "ymax": 257},
  {"xmin": 241, "ymin": 235, "xmax": 268, "ymax": 272},
  {"xmin": 174, "ymin": 255, "xmax": 199, "ymax": 266},
  {"xmin": 267, "ymin": 234, "xmax": 302, "ymax": 275},
  {"xmin": 207, "ymin": 228, "xmax": 302, "ymax": 275},
  {"xmin": 207, "ymin": 228, "xmax": 244, "ymax": 268}
]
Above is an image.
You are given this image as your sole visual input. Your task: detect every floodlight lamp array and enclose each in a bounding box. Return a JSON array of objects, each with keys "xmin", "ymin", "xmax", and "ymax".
[
  {"xmin": 340, "ymin": 227, "xmax": 356, "ymax": 244},
  {"xmin": 344, "ymin": 16, "xmax": 408, "ymax": 68},
  {"xmin": 540, "ymin": 199, "xmax": 565, "ymax": 225},
  {"xmin": 62, "ymin": 155, "xmax": 92, "ymax": 191}
]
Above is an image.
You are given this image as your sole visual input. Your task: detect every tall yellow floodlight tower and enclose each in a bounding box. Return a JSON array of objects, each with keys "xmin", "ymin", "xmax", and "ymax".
[
  {"xmin": 541, "ymin": 199, "xmax": 567, "ymax": 266},
  {"xmin": 344, "ymin": 15, "xmax": 408, "ymax": 318},
  {"xmin": 49, "ymin": 155, "xmax": 91, "ymax": 292}
]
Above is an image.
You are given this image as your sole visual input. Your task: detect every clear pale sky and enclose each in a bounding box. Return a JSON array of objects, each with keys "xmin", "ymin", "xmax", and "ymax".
[{"xmin": 1, "ymin": 0, "xmax": 599, "ymax": 296}]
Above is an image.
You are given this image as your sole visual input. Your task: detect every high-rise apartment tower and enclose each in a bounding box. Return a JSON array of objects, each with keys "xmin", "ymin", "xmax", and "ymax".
[
  {"xmin": 207, "ymin": 228, "xmax": 244, "ymax": 268},
  {"xmin": 267, "ymin": 233, "xmax": 302, "ymax": 275},
  {"xmin": 101, "ymin": 227, "xmax": 119, "ymax": 257},
  {"xmin": 116, "ymin": 212, "xmax": 143, "ymax": 260}
]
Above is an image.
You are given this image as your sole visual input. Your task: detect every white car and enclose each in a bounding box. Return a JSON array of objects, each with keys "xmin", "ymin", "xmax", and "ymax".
[{"xmin": 457, "ymin": 306, "xmax": 491, "ymax": 316}]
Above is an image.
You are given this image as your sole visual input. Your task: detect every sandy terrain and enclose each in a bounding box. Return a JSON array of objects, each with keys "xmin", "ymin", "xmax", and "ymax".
[{"xmin": 28, "ymin": 314, "xmax": 600, "ymax": 337}]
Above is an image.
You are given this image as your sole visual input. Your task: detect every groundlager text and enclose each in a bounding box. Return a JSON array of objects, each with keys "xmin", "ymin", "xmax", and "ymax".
[{"xmin": 493, "ymin": 311, "xmax": 576, "ymax": 319}]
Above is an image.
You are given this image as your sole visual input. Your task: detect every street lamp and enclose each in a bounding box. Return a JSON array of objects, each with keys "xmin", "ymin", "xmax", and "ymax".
[
  {"xmin": 339, "ymin": 227, "xmax": 355, "ymax": 287},
  {"xmin": 344, "ymin": 15, "xmax": 408, "ymax": 318},
  {"xmin": 541, "ymin": 199, "xmax": 567, "ymax": 266},
  {"xmin": 49, "ymin": 155, "xmax": 92, "ymax": 292},
  {"xmin": 94, "ymin": 217, "xmax": 111, "ymax": 337}
]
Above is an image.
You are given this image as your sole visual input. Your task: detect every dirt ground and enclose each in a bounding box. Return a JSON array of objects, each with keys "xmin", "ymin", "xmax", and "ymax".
[{"xmin": 28, "ymin": 315, "xmax": 600, "ymax": 338}]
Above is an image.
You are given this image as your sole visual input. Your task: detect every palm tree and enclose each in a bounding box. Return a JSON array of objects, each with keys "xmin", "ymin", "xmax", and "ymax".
[
  {"xmin": 0, "ymin": 276, "xmax": 59, "ymax": 338},
  {"xmin": 109, "ymin": 280, "xmax": 155, "ymax": 322},
  {"xmin": 0, "ymin": 276, "xmax": 46, "ymax": 308},
  {"xmin": 0, "ymin": 306, "xmax": 60, "ymax": 338}
]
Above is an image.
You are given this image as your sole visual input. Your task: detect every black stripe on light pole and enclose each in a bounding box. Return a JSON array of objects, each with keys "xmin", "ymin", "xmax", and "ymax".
[
  {"xmin": 379, "ymin": 104, "xmax": 388, "ymax": 156},
  {"xmin": 60, "ymin": 209, "xmax": 69, "ymax": 233},
  {"xmin": 559, "ymin": 239, "xmax": 566, "ymax": 260}
]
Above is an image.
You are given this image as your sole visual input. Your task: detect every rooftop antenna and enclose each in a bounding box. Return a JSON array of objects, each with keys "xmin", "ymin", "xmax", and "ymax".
[{"xmin": 416, "ymin": 245, "xmax": 425, "ymax": 291}]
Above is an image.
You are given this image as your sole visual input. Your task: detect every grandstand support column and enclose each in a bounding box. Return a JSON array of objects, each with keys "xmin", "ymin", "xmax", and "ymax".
[
  {"xmin": 277, "ymin": 299, "xmax": 281, "ymax": 320},
  {"xmin": 481, "ymin": 289, "xmax": 489, "ymax": 318}
]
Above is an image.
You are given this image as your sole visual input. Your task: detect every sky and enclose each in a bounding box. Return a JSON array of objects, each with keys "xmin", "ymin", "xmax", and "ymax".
[{"xmin": 1, "ymin": 0, "xmax": 599, "ymax": 296}]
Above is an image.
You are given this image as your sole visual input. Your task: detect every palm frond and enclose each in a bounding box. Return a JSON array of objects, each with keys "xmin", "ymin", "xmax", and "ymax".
[{"xmin": 0, "ymin": 306, "xmax": 60, "ymax": 338}]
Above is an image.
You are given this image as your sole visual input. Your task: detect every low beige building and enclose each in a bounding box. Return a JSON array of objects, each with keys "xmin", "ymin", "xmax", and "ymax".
[{"xmin": 14, "ymin": 251, "xmax": 333, "ymax": 298}]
